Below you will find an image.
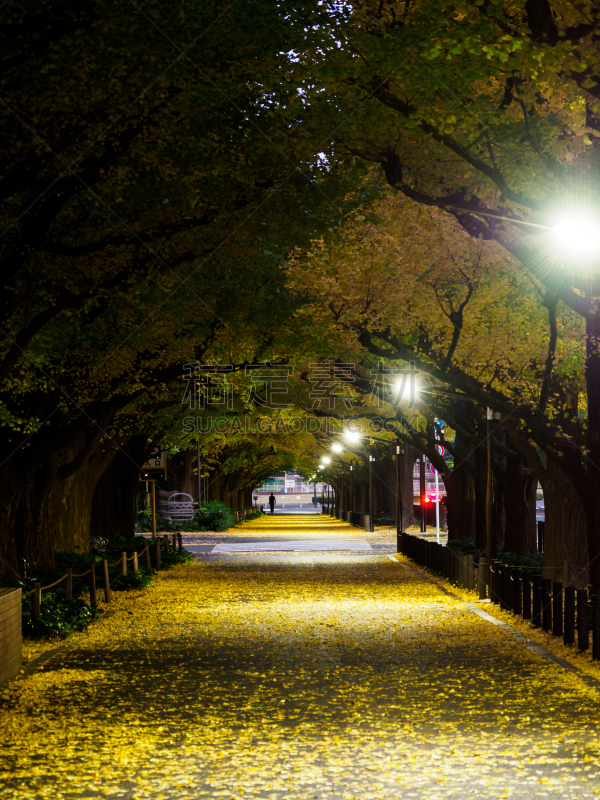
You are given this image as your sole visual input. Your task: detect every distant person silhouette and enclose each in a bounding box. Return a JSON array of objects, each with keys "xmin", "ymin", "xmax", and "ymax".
[{"xmin": 269, "ymin": 493, "xmax": 275, "ymax": 514}]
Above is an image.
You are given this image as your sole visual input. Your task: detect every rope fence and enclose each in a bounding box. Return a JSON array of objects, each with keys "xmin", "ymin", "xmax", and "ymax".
[
  {"xmin": 22, "ymin": 533, "xmax": 184, "ymax": 617},
  {"xmin": 397, "ymin": 530, "xmax": 600, "ymax": 661}
]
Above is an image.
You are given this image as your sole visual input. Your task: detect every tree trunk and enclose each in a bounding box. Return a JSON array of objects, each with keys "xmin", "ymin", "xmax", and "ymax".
[
  {"xmin": 90, "ymin": 439, "xmax": 146, "ymax": 543},
  {"xmin": 585, "ymin": 310, "xmax": 600, "ymax": 591},
  {"xmin": 473, "ymin": 445, "xmax": 488, "ymax": 550},
  {"xmin": 443, "ymin": 431, "xmax": 476, "ymax": 542},
  {"xmin": 168, "ymin": 449, "xmax": 195, "ymax": 496},
  {"xmin": 497, "ymin": 453, "xmax": 537, "ymax": 555},
  {"xmin": 399, "ymin": 444, "xmax": 417, "ymax": 529},
  {"xmin": 542, "ymin": 459, "xmax": 588, "ymax": 587},
  {"xmin": 0, "ymin": 433, "xmax": 114, "ymax": 573}
]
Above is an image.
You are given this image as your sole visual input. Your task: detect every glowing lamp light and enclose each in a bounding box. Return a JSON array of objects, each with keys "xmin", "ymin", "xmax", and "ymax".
[
  {"xmin": 394, "ymin": 377, "xmax": 419, "ymax": 405},
  {"xmin": 322, "ymin": 456, "xmax": 331, "ymax": 465},
  {"xmin": 343, "ymin": 430, "xmax": 361, "ymax": 444},
  {"xmin": 554, "ymin": 214, "xmax": 600, "ymax": 252},
  {"xmin": 331, "ymin": 443, "xmax": 343, "ymax": 453}
]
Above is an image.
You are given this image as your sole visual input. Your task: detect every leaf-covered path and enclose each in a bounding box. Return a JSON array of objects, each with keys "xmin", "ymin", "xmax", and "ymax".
[{"xmin": 2, "ymin": 515, "xmax": 600, "ymax": 798}]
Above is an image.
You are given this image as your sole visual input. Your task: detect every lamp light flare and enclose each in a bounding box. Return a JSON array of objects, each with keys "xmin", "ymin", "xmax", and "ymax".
[
  {"xmin": 554, "ymin": 214, "xmax": 600, "ymax": 252},
  {"xmin": 394, "ymin": 377, "xmax": 419, "ymax": 401},
  {"xmin": 343, "ymin": 430, "xmax": 361, "ymax": 444},
  {"xmin": 331, "ymin": 443, "xmax": 343, "ymax": 453},
  {"xmin": 322, "ymin": 456, "xmax": 331, "ymax": 465}
]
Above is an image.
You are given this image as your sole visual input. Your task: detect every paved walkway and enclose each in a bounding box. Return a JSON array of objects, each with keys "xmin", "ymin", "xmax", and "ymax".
[{"xmin": 2, "ymin": 515, "xmax": 600, "ymax": 798}]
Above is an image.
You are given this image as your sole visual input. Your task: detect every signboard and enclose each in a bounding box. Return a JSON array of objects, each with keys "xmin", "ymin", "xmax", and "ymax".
[{"xmin": 141, "ymin": 444, "xmax": 167, "ymax": 481}]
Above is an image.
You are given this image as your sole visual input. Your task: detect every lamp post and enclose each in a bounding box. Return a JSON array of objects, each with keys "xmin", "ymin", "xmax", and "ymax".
[
  {"xmin": 396, "ymin": 441, "xmax": 404, "ymax": 532},
  {"xmin": 196, "ymin": 441, "xmax": 202, "ymax": 507},
  {"xmin": 419, "ymin": 454, "xmax": 426, "ymax": 532}
]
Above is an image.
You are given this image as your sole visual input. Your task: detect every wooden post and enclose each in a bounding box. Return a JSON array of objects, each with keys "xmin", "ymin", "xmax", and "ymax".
[
  {"xmin": 155, "ymin": 541, "xmax": 161, "ymax": 570},
  {"xmin": 151, "ymin": 481, "xmax": 157, "ymax": 537},
  {"xmin": 121, "ymin": 552, "xmax": 127, "ymax": 577},
  {"xmin": 163, "ymin": 534, "xmax": 169, "ymax": 554},
  {"xmin": 577, "ymin": 589, "xmax": 589, "ymax": 651},
  {"xmin": 564, "ymin": 586, "xmax": 576, "ymax": 645},
  {"xmin": 593, "ymin": 595, "xmax": 600, "ymax": 661},
  {"xmin": 477, "ymin": 557, "xmax": 487, "ymax": 599},
  {"xmin": 466, "ymin": 554, "xmax": 475, "ymax": 591},
  {"xmin": 552, "ymin": 582, "xmax": 563, "ymax": 637},
  {"xmin": 65, "ymin": 568, "xmax": 72, "ymax": 602},
  {"xmin": 522, "ymin": 572, "xmax": 532, "ymax": 619},
  {"xmin": 89, "ymin": 565, "xmax": 97, "ymax": 607},
  {"xmin": 172, "ymin": 533, "xmax": 177, "ymax": 553},
  {"xmin": 145, "ymin": 544, "xmax": 151, "ymax": 571},
  {"xmin": 133, "ymin": 551, "xmax": 138, "ymax": 572},
  {"xmin": 513, "ymin": 569, "xmax": 522, "ymax": 616},
  {"xmin": 178, "ymin": 533, "xmax": 183, "ymax": 553},
  {"xmin": 542, "ymin": 578, "xmax": 552, "ymax": 631},
  {"xmin": 33, "ymin": 583, "xmax": 41, "ymax": 617},
  {"xmin": 499, "ymin": 564, "xmax": 507, "ymax": 609},
  {"xmin": 102, "ymin": 559, "xmax": 111, "ymax": 603},
  {"xmin": 506, "ymin": 566, "xmax": 514, "ymax": 611},
  {"xmin": 532, "ymin": 574, "xmax": 542, "ymax": 627}
]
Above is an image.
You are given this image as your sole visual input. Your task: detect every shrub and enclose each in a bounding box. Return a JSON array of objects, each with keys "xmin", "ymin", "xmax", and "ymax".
[
  {"xmin": 137, "ymin": 508, "xmax": 170, "ymax": 532},
  {"xmin": 160, "ymin": 500, "xmax": 236, "ymax": 532},
  {"xmin": 21, "ymin": 591, "xmax": 98, "ymax": 640}
]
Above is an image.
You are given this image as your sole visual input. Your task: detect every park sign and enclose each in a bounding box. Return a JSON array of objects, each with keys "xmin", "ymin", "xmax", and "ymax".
[{"xmin": 141, "ymin": 444, "xmax": 167, "ymax": 481}]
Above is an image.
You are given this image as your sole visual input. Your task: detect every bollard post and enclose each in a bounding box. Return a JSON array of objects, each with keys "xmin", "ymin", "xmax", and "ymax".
[
  {"xmin": 89, "ymin": 564, "xmax": 97, "ymax": 607},
  {"xmin": 522, "ymin": 572, "xmax": 532, "ymax": 620},
  {"xmin": 552, "ymin": 582, "xmax": 563, "ymax": 637},
  {"xmin": 121, "ymin": 552, "xmax": 127, "ymax": 577},
  {"xmin": 593, "ymin": 595, "xmax": 600, "ymax": 661},
  {"xmin": 488, "ymin": 560, "xmax": 496, "ymax": 603},
  {"xmin": 178, "ymin": 533, "xmax": 183, "ymax": 553},
  {"xmin": 532, "ymin": 575, "xmax": 542, "ymax": 627},
  {"xmin": 155, "ymin": 541, "xmax": 161, "ymax": 570},
  {"xmin": 477, "ymin": 557, "xmax": 487, "ymax": 599},
  {"xmin": 513, "ymin": 569, "xmax": 522, "ymax": 616},
  {"xmin": 163, "ymin": 534, "xmax": 169, "ymax": 554},
  {"xmin": 506, "ymin": 566, "xmax": 514, "ymax": 611},
  {"xmin": 133, "ymin": 551, "xmax": 139, "ymax": 572},
  {"xmin": 577, "ymin": 589, "xmax": 589, "ymax": 651},
  {"xmin": 500, "ymin": 564, "xmax": 507, "ymax": 609},
  {"xmin": 102, "ymin": 559, "xmax": 111, "ymax": 603},
  {"xmin": 172, "ymin": 533, "xmax": 177, "ymax": 552},
  {"xmin": 145, "ymin": 544, "xmax": 151, "ymax": 571},
  {"xmin": 564, "ymin": 586, "xmax": 576, "ymax": 645},
  {"xmin": 496, "ymin": 563, "xmax": 503, "ymax": 607},
  {"xmin": 466, "ymin": 554, "xmax": 475, "ymax": 591},
  {"xmin": 65, "ymin": 568, "xmax": 72, "ymax": 602},
  {"xmin": 542, "ymin": 578, "xmax": 552, "ymax": 631},
  {"xmin": 33, "ymin": 583, "xmax": 41, "ymax": 617}
]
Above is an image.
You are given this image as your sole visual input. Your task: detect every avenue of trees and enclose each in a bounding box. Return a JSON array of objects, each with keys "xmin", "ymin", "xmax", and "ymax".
[{"xmin": 2, "ymin": 0, "xmax": 600, "ymax": 590}]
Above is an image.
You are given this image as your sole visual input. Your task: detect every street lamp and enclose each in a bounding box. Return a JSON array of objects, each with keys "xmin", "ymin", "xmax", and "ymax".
[{"xmin": 553, "ymin": 211, "xmax": 600, "ymax": 253}]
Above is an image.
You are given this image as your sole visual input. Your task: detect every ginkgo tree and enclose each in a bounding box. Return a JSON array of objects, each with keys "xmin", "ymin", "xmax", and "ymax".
[
  {"xmin": 291, "ymin": 0, "xmax": 600, "ymax": 585},
  {"xmin": 0, "ymin": 0, "xmax": 373, "ymax": 571},
  {"xmin": 287, "ymin": 190, "xmax": 587, "ymax": 574}
]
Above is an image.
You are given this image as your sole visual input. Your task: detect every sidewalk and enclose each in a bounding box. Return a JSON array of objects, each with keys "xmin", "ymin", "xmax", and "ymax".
[{"xmin": 2, "ymin": 515, "xmax": 600, "ymax": 798}]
